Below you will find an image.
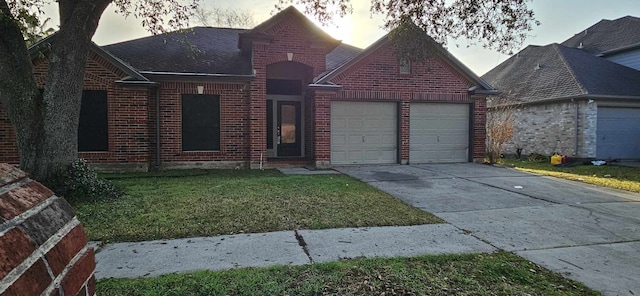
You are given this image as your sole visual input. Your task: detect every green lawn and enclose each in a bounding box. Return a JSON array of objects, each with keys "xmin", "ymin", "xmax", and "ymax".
[
  {"xmin": 97, "ymin": 252, "xmax": 598, "ymax": 296},
  {"xmin": 501, "ymin": 158, "xmax": 640, "ymax": 192},
  {"xmin": 72, "ymin": 170, "xmax": 441, "ymax": 243}
]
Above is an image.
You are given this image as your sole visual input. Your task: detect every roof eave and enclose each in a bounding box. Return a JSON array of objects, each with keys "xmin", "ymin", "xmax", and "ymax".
[
  {"xmin": 597, "ymin": 42, "xmax": 640, "ymax": 57},
  {"xmin": 469, "ymin": 87, "xmax": 500, "ymax": 96},
  {"xmin": 28, "ymin": 32, "xmax": 149, "ymax": 82},
  {"xmin": 496, "ymin": 94, "xmax": 640, "ymax": 107},
  {"xmin": 140, "ymin": 71, "xmax": 255, "ymax": 82},
  {"xmin": 308, "ymin": 83, "xmax": 342, "ymax": 92}
]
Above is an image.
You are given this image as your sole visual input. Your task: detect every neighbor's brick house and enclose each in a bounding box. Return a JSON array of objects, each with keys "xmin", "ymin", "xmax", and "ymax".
[
  {"xmin": 482, "ymin": 16, "xmax": 640, "ymax": 160},
  {"xmin": 0, "ymin": 7, "xmax": 494, "ymax": 171}
]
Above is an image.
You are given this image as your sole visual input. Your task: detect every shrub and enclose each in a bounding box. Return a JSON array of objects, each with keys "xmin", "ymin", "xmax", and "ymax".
[{"xmin": 46, "ymin": 159, "xmax": 123, "ymax": 203}]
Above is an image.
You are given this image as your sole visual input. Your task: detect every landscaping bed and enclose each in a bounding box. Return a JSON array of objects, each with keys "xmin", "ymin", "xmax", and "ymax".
[{"xmin": 501, "ymin": 158, "xmax": 640, "ymax": 193}]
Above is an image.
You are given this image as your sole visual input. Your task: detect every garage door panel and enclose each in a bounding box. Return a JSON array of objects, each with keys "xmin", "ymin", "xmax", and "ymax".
[
  {"xmin": 597, "ymin": 107, "xmax": 640, "ymax": 159},
  {"xmin": 410, "ymin": 103, "xmax": 469, "ymax": 163},
  {"xmin": 347, "ymin": 135, "xmax": 362, "ymax": 145},
  {"xmin": 332, "ymin": 101, "xmax": 397, "ymax": 165}
]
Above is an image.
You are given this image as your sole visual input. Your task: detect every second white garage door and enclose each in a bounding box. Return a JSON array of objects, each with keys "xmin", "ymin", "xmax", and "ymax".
[
  {"xmin": 331, "ymin": 101, "xmax": 397, "ymax": 164},
  {"xmin": 410, "ymin": 103, "xmax": 470, "ymax": 163}
]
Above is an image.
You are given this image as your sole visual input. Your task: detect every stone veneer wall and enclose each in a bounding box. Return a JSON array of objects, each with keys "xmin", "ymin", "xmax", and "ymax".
[
  {"xmin": 0, "ymin": 164, "xmax": 96, "ymax": 296},
  {"xmin": 499, "ymin": 100, "xmax": 597, "ymax": 158}
]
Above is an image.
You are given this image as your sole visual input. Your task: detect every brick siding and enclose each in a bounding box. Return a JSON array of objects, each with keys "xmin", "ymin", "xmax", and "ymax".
[
  {"xmin": 328, "ymin": 43, "xmax": 487, "ymax": 161},
  {"xmin": 157, "ymin": 81, "xmax": 250, "ymax": 165},
  {"xmin": 0, "ymin": 51, "xmax": 152, "ymax": 168},
  {"xmin": 0, "ymin": 163, "xmax": 95, "ymax": 296},
  {"xmin": 497, "ymin": 100, "xmax": 596, "ymax": 158}
]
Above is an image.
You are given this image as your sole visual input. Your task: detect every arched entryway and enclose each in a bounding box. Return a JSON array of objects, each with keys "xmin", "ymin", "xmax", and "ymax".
[{"xmin": 266, "ymin": 62, "xmax": 313, "ymax": 158}]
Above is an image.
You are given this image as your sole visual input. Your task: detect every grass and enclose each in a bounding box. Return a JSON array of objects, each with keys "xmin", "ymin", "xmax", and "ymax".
[
  {"xmin": 97, "ymin": 251, "xmax": 599, "ymax": 296},
  {"xmin": 501, "ymin": 158, "xmax": 640, "ymax": 192},
  {"xmin": 72, "ymin": 169, "xmax": 441, "ymax": 243}
]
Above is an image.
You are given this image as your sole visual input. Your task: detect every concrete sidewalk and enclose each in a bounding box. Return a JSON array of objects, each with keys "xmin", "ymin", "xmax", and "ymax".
[{"xmin": 93, "ymin": 224, "xmax": 495, "ymax": 279}]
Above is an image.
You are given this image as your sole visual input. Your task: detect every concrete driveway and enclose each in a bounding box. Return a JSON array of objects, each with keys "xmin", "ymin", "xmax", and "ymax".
[{"xmin": 336, "ymin": 163, "xmax": 640, "ymax": 296}]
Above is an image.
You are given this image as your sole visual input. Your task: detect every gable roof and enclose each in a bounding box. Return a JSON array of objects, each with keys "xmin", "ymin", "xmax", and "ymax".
[
  {"xmin": 482, "ymin": 43, "xmax": 640, "ymax": 104},
  {"xmin": 316, "ymin": 34, "xmax": 495, "ymax": 92},
  {"xmin": 29, "ymin": 34, "xmax": 149, "ymax": 82},
  {"xmin": 561, "ymin": 16, "xmax": 640, "ymax": 55},
  {"xmin": 103, "ymin": 26, "xmax": 359, "ymax": 77},
  {"xmin": 238, "ymin": 6, "xmax": 339, "ymax": 52}
]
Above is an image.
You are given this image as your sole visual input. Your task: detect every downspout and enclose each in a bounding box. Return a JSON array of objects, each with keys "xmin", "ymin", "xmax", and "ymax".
[
  {"xmin": 575, "ymin": 100, "xmax": 579, "ymax": 156},
  {"xmin": 155, "ymin": 88, "xmax": 161, "ymax": 168}
]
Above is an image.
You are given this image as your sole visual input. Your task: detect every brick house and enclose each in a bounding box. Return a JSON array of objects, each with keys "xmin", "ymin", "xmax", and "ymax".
[
  {"xmin": 482, "ymin": 16, "xmax": 640, "ymax": 160},
  {"xmin": 0, "ymin": 6, "xmax": 494, "ymax": 171}
]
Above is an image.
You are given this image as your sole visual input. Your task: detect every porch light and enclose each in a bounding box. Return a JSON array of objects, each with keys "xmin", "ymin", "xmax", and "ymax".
[{"xmin": 197, "ymin": 85, "xmax": 204, "ymax": 94}]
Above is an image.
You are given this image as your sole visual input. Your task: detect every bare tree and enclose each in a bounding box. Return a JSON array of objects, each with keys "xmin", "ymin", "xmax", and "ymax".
[
  {"xmin": 486, "ymin": 96, "xmax": 517, "ymax": 164},
  {"xmin": 194, "ymin": 6, "xmax": 255, "ymax": 28}
]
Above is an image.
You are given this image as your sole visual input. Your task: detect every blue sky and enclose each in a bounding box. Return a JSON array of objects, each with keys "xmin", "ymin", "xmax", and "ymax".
[{"xmin": 45, "ymin": 0, "xmax": 640, "ymax": 75}]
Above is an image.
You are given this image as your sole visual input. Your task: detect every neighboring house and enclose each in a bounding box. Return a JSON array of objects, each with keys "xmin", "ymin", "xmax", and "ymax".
[
  {"xmin": 482, "ymin": 16, "xmax": 640, "ymax": 160},
  {"xmin": 0, "ymin": 6, "xmax": 494, "ymax": 171}
]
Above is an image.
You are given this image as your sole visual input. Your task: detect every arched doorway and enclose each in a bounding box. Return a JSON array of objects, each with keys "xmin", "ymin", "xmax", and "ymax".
[{"xmin": 266, "ymin": 62, "xmax": 313, "ymax": 158}]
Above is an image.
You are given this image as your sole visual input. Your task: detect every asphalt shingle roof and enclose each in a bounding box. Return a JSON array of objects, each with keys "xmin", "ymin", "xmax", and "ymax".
[
  {"xmin": 482, "ymin": 43, "xmax": 640, "ymax": 103},
  {"xmin": 103, "ymin": 27, "xmax": 362, "ymax": 76},
  {"xmin": 104, "ymin": 27, "xmax": 251, "ymax": 75},
  {"xmin": 561, "ymin": 16, "xmax": 640, "ymax": 55}
]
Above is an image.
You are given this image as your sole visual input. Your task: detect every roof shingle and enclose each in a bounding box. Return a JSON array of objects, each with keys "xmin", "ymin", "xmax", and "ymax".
[
  {"xmin": 561, "ymin": 16, "xmax": 640, "ymax": 55},
  {"xmin": 482, "ymin": 43, "xmax": 640, "ymax": 103},
  {"xmin": 104, "ymin": 27, "xmax": 252, "ymax": 75},
  {"xmin": 103, "ymin": 27, "xmax": 361, "ymax": 76}
]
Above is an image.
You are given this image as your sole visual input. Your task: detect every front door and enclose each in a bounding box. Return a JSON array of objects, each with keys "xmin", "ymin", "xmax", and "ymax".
[{"xmin": 277, "ymin": 101, "xmax": 301, "ymax": 157}]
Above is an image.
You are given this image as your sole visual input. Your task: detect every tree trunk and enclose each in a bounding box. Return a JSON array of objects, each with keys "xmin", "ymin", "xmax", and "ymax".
[{"xmin": 0, "ymin": 0, "xmax": 110, "ymax": 182}]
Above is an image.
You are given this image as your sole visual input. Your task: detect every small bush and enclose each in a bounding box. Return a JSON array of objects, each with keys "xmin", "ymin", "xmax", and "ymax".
[
  {"xmin": 528, "ymin": 153, "xmax": 549, "ymax": 163},
  {"xmin": 46, "ymin": 159, "xmax": 123, "ymax": 203}
]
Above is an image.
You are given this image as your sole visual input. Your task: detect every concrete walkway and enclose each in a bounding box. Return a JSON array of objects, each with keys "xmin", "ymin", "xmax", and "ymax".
[{"xmin": 94, "ymin": 224, "xmax": 495, "ymax": 279}]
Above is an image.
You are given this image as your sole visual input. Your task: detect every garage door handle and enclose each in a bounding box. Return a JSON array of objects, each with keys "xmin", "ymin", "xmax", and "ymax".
[
  {"xmin": 362, "ymin": 136, "xmax": 365, "ymax": 143},
  {"xmin": 437, "ymin": 135, "xmax": 440, "ymax": 142}
]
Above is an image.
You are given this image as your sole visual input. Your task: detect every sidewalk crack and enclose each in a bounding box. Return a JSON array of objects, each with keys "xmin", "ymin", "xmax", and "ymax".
[{"xmin": 294, "ymin": 230, "xmax": 314, "ymax": 264}]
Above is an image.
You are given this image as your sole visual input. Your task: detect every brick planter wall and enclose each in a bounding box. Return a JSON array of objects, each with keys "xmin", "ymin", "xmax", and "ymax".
[{"xmin": 0, "ymin": 164, "xmax": 95, "ymax": 296}]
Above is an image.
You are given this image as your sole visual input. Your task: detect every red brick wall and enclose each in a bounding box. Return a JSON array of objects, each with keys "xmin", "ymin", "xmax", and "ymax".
[
  {"xmin": 333, "ymin": 44, "xmax": 473, "ymax": 94},
  {"xmin": 472, "ymin": 98, "xmax": 487, "ymax": 159},
  {"xmin": 312, "ymin": 91, "xmax": 332, "ymax": 165},
  {"xmin": 248, "ymin": 13, "xmax": 336, "ymax": 166},
  {"xmin": 325, "ymin": 42, "xmax": 487, "ymax": 161},
  {"xmin": 157, "ymin": 81, "xmax": 250, "ymax": 164},
  {"xmin": 0, "ymin": 51, "xmax": 152, "ymax": 166},
  {"xmin": 0, "ymin": 163, "xmax": 95, "ymax": 296},
  {"xmin": 0, "ymin": 104, "xmax": 19, "ymax": 164}
]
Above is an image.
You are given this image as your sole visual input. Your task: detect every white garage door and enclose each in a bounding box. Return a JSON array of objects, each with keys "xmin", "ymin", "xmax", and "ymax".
[
  {"xmin": 410, "ymin": 103, "xmax": 469, "ymax": 163},
  {"xmin": 596, "ymin": 107, "xmax": 640, "ymax": 159},
  {"xmin": 331, "ymin": 101, "xmax": 397, "ymax": 164}
]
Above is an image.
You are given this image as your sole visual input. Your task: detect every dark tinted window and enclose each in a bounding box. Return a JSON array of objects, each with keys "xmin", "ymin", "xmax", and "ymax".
[
  {"xmin": 182, "ymin": 94, "xmax": 220, "ymax": 151},
  {"xmin": 78, "ymin": 90, "xmax": 108, "ymax": 152},
  {"xmin": 266, "ymin": 79, "xmax": 302, "ymax": 95}
]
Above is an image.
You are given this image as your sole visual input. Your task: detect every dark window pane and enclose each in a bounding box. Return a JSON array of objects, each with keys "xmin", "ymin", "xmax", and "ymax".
[
  {"xmin": 182, "ymin": 94, "xmax": 220, "ymax": 151},
  {"xmin": 266, "ymin": 79, "xmax": 302, "ymax": 95},
  {"xmin": 281, "ymin": 105, "xmax": 296, "ymax": 144},
  {"xmin": 78, "ymin": 90, "xmax": 108, "ymax": 152},
  {"xmin": 267, "ymin": 100, "xmax": 273, "ymax": 149}
]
